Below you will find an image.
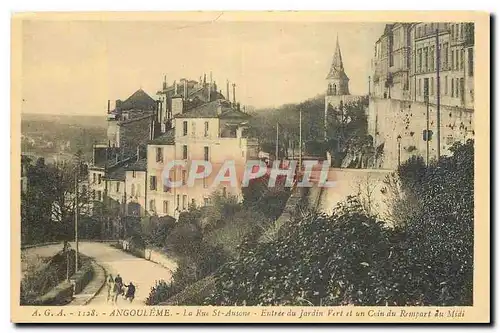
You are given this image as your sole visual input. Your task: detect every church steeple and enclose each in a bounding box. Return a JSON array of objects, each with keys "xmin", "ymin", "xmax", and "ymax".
[{"xmin": 326, "ymin": 35, "xmax": 350, "ymax": 96}]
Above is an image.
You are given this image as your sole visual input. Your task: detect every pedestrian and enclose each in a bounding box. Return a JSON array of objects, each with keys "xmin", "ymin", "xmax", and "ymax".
[
  {"xmin": 115, "ymin": 274, "xmax": 124, "ymax": 295},
  {"xmin": 106, "ymin": 274, "xmax": 114, "ymax": 303},
  {"xmin": 123, "ymin": 282, "xmax": 136, "ymax": 303}
]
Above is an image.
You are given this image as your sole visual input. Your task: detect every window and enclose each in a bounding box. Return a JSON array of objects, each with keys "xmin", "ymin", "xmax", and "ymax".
[
  {"xmin": 430, "ymin": 46, "xmax": 434, "ymax": 71},
  {"xmin": 388, "ymin": 33, "xmax": 394, "ymax": 67},
  {"xmin": 163, "ymin": 200, "xmax": 169, "ymax": 214},
  {"xmin": 451, "ymin": 79, "xmax": 455, "ymax": 97},
  {"xmin": 176, "ymin": 194, "xmax": 180, "ymax": 209},
  {"xmin": 191, "ymin": 198, "xmax": 195, "ymax": 207},
  {"xmin": 150, "ymin": 199, "xmax": 156, "ymax": 212},
  {"xmin": 97, "ymin": 191, "xmax": 102, "ymax": 201},
  {"xmin": 116, "ymin": 182, "xmax": 120, "ymax": 192},
  {"xmin": 204, "ymin": 197, "xmax": 209, "ymax": 206},
  {"xmin": 468, "ymin": 49, "xmax": 474, "ymax": 76},
  {"xmin": 182, "ymin": 145, "xmax": 188, "ymax": 159},
  {"xmin": 182, "ymin": 195, "xmax": 187, "ymax": 210},
  {"xmin": 460, "ymin": 78, "xmax": 464, "ymax": 101},
  {"xmin": 430, "ymin": 78, "xmax": 434, "ymax": 96},
  {"xmin": 418, "ymin": 49, "xmax": 422, "ymax": 72},
  {"xmin": 93, "ymin": 173, "xmax": 96, "ymax": 183},
  {"xmin": 460, "ymin": 49, "xmax": 464, "ymax": 70},
  {"xmin": 424, "ymin": 47, "xmax": 428, "ymax": 71},
  {"xmin": 444, "ymin": 43, "xmax": 449, "ymax": 68},
  {"xmin": 132, "ymin": 171, "xmax": 136, "ymax": 178},
  {"xmin": 204, "ymin": 146, "xmax": 209, "ymax": 161},
  {"xmin": 445, "ymin": 76, "xmax": 448, "ymax": 95},
  {"xmin": 150, "ymin": 175, "xmax": 157, "ymax": 191},
  {"xmin": 131, "ymin": 184, "xmax": 135, "ymax": 197},
  {"xmin": 92, "ymin": 190, "xmax": 96, "ymax": 200},
  {"xmin": 204, "ymin": 121, "xmax": 209, "ymax": 137},
  {"xmin": 451, "ymin": 50, "xmax": 455, "ymax": 71},
  {"xmin": 183, "ymin": 121, "xmax": 188, "ymax": 136},
  {"xmin": 418, "ymin": 79, "xmax": 422, "ymax": 96},
  {"xmin": 156, "ymin": 147, "xmax": 163, "ymax": 162},
  {"xmin": 182, "ymin": 170, "xmax": 187, "ymax": 185},
  {"xmin": 98, "ymin": 174, "xmax": 102, "ymax": 184}
]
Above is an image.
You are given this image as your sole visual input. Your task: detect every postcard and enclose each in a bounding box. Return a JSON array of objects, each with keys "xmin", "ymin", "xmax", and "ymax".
[{"xmin": 11, "ymin": 11, "xmax": 490, "ymax": 323}]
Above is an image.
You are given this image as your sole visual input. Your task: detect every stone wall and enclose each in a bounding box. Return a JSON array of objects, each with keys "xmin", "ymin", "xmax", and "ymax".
[
  {"xmin": 368, "ymin": 97, "xmax": 474, "ymax": 169},
  {"xmin": 308, "ymin": 168, "xmax": 393, "ymax": 221}
]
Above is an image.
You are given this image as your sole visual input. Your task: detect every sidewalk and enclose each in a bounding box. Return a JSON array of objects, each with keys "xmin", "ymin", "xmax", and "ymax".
[{"xmin": 69, "ymin": 261, "xmax": 106, "ymax": 305}]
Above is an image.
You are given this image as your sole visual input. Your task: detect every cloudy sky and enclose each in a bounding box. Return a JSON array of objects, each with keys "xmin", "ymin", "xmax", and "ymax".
[{"xmin": 21, "ymin": 15, "xmax": 385, "ymax": 115}]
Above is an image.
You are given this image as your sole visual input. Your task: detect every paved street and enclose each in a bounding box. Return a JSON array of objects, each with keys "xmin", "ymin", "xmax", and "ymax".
[{"xmin": 21, "ymin": 242, "xmax": 174, "ymax": 305}]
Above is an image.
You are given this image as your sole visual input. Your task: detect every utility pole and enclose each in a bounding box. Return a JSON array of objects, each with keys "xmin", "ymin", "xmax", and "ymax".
[
  {"xmin": 275, "ymin": 122, "xmax": 279, "ymax": 161},
  {"xmin": 299, "ymin": 109, "xmax": 303, "ymax": 171},
  {"xmin": 426, "ymin": 94, "xmax": 430, "ymax": 167},
  {"xmin": 74, "ymin": 170, "xmax": 79, "ymax": 272},
  {"xmin": 436, "ymin": 28, "xmax": 441, "ymax": 161}
]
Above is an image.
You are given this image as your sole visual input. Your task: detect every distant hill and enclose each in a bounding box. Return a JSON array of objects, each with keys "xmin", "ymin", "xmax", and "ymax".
[{"xmin": 21, "ymin": 113, "xmax": 107, "ymax": 129}]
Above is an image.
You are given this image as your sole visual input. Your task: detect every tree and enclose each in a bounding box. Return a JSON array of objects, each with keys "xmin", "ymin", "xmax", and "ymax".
[{"xmin": 205, "ymin": 141, "xmax": 474, "ymax": 306}]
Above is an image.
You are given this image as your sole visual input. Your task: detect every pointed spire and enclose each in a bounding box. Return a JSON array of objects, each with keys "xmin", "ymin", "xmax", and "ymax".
[{"xmin": 326, "ymin": 35, "xmax": 348, "ymax": 81}]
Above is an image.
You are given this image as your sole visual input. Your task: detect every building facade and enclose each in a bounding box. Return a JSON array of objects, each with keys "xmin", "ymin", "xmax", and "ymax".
[{"xmin": 369, "ymin": 22, "xmax": 475, "ymax": 169}]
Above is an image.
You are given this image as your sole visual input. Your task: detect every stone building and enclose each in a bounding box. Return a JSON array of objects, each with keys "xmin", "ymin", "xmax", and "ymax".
[
  {"xmin": 368, "ymin": 22, "xmax": 475, "ymax": 169},
  {"xmin": 86, "ymin": 75, "xmax": 258, "ymax": 220},
  {"xmin": 324, "ymin": 37, "xmax": 364, "ymax": 141}
]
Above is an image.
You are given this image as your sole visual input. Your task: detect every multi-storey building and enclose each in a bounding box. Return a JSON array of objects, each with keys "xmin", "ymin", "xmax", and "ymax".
[
  {"xmin": 146, "ymin": 98, "xmax": 258, "ymax": 218},
  {"xmin": 368, "ymin": 22, "xmax": 475, "ymax": 169},
  {"xmin": 87, "ymin": 75, "xmax": 258, "ymax": 220}
]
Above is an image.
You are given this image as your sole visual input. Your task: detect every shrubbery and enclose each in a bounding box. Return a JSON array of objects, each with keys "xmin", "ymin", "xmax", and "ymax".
[{"xmin": 204, "ymin": 140, "xmax": 474, "ymax": 306}]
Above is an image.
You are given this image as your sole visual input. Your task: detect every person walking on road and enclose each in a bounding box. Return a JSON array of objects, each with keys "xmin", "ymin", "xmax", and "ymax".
[
  {"xmin": 123, "ymin": 282, "xmax": 136, "ymax": 303},
  {"xmin": 106, "ymin": 274, "xmax": 114, "ymax": 303}
]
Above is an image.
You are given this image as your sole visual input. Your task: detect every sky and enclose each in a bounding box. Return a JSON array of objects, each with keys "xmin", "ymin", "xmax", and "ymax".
[{"xmin": 21, "ymin": 16, "xmax": 385, "ymax": 115}]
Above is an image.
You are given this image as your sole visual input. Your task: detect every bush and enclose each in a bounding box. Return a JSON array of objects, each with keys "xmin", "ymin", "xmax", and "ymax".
[{"xmin": 205, "ymin": 141, "xmax": 474, "ymax": 306}]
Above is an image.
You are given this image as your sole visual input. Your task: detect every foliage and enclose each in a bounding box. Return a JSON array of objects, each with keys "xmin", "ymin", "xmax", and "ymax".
[
  {"xmin": 21, "ymin": 155, "xmax": 90, "ymax": 245},
  {"xmin": 205, "ymin": 141, "xmax": 474, "ymax": 306},
  {"xmin": 248, "ymin": 95, "xmax": 373, "ymax": 167}
]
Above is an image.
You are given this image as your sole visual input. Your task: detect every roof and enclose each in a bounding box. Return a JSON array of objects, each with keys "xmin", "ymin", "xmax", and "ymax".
[
  {"xmin": 174, "ymin": 100, "xmax": 251, "ymax": 119},
  {"xmin": 326, "ymin": 36, "xmax": 349, "ymax": 81},
  {"xmin": 126, "ymin": 158, "xmax": 147, "ymax": 171},
  {"xmin": 106, "ymin": 164, "xmax": 127, "ymax": 181},
  {"xmin": 149, "ymin": 129, "xmax": 175, "ymax": 145},
  {"xmin": 118, "ymin": 89, "xmax": 157, "ymax": 111}
]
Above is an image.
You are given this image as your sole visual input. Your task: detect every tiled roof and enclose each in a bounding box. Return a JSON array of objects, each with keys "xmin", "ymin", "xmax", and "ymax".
[
  {"xmin": 149, "ymin": 129, "xmax": 175, "ymax": 145},
  {"xmin": 174, "ymin": 100, "xmax": 250, "ymax": 119},
  {"xmin": 119, "ymin": 88, "xmax": 157, "ymax": 111},
  {"xmin": 126, "ymin": 158, "xmax": 147, "ymax": 171},
  {"xmin": 106, "ymin": 164, "xmax": 127, "ymax": 181}
]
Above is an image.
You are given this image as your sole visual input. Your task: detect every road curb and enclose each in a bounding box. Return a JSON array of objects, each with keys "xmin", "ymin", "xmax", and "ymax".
[{"xmin": 82, "ymin": 262, "xmax": 107, "ymax": 305}]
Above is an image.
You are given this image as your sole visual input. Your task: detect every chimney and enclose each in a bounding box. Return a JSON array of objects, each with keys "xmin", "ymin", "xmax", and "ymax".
[
  {"xmin": 174, "ymin": 81, "xmax": 178, "ymax": 95},
  {"xmin": 232, "ymin": 83, "xmax": 236, "ymax": 105},
  {"xmin": 184, "ymin": 80, "xmax": 187, "ymax": 100},
  {"xmin": 107, "ymin": 100, "xmax": 110, "ymax": 113},
  {"xmin": 216, "ymin": 100, "xmax": 223, "ymax": 115},
  {"xmin": 163, "ymin": 75, "xmax": 167, "ymax": 90},
  {"xmin": 226, "ymin": 80, "xmax": 230, "ymax": 101},
  {"xmin": 203, "ymin": 74, "xmax": 206, "ymax": 85}
]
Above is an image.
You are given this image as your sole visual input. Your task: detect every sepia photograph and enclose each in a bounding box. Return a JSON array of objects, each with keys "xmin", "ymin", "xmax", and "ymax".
[{"xmin": 11, "ymin": 11, "xmax": 490, "ymax": 323}]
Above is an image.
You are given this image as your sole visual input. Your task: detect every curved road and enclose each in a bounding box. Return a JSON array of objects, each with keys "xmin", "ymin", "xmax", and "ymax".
[{"xmin": 22, "ymin": 242, "xmax": 174, "ymax": 305}]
